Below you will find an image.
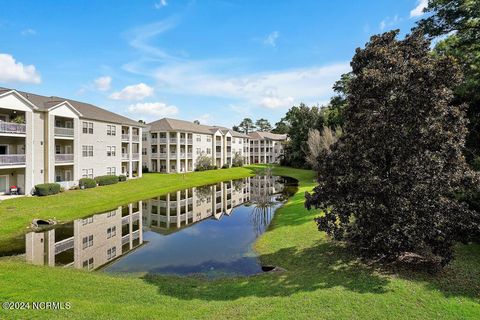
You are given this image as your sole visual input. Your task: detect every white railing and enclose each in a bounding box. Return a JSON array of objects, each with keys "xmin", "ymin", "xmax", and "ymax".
[
  {"xmin": 170, "ymin": 153, "xmax": 177, "ymax": 158},
  {"xmin": 187, "ymin": 139, "xmax": 193, "ymax": 144},
  {"xmin": 132, "ymin": 153, "xmax": 139, "ymax": 160},
  {"xmin": 0, "ymin": 122, "xmax": 26, "ymax": 134},
  {"xmin": 132, "ymin": 211, "xmax": 140, "ymax": 221},
  {"xmin": 132, "ymin": 135, "xmax": 139, "ymax": 142},
  {"xmin": 122, "ymin": 153, "xmax": 129, "ymax": 160},
  {"xmin": 55, "ymin": 154, "xmax": 74, "ymax": 163},
  {"xmin": 216, "ymin": 152, "xmax": 221, "ymax": 157},
  {"xmin": 169, "ymin": 138, "xmax": 177, "ymax": 143},
  {"xmin": 216, "ymin": 203, "xmax": 222, "ymax": 209},
  {"xmin": 180, "ymin": 139, "xmax": 186, "ymax": 144},
  {"xmin": 122, "ymin": 134, "xmax": 129, "ymax": 141},
  {"xmin": 54, "ymin": 127, "xmax": 74, "ymax": 137},
  {"xmin": 0, "ymin": 154, "xmax": 26, "ymax": 166},
  {"xmin": 121, "ymin": 234, "xmax": 130, "ymax": 245},
  {"xmin": 227, "ymin": 141, "xmax": 232, "ymax": 146},
  {"xmin": 132, "ymin": 229, "xmax": 140, "ymax": 240},
  {"xmin": 122, "ymin": 216, "xmax": 130, "ymax": 225},
  {"xmin": 180, "ymin": 153, "xmax": 186, "ymax": 158},
  {"xmin": 54, "ymin": 237, "xmax": 74, "ymax": 254},
  {"xmin": 159, "ymin": 138, "xmax": 167, "ymax": 144},
  {"xmin": 151, "ymin": 138, "xmax": 157, "ymax": 144},
  {"xmin": 187, "ymin": 153, "xmax": 192, "ymax": 158},
  {"xmin": 215, "ymin": 141, "xmax": 222, "ymax": 146}
]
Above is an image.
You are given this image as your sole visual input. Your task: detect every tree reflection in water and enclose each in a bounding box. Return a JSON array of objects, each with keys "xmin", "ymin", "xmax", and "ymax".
[{"xmin": 249, "ymin": 170, "xmax": 277, "ymax": 237}]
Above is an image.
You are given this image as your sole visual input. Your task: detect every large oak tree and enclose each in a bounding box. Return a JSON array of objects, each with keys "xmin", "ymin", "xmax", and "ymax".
[{"xmin": 305, "ymin": 30, "xmax": 479, "ymax": 267}]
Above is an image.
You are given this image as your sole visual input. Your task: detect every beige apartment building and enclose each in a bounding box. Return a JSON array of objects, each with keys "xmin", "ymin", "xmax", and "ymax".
[
  {"xmin": 142, "ymin": 118, "xmax": 251, "ymax": 173},
  {"xmin": 248, "ymin": 131, "xmax": 287, "ymax": 164},
  {"xmin": 142, "ymin": 118, "xmax": 287, "ymax": 173},
  {"xmin": 0, "ymin": 88, "xmax": 143, "ymax": 195}
]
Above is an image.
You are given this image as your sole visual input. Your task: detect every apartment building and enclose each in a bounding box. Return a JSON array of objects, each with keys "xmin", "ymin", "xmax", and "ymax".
[
  {"xmin": 0, "ymin": 87, "xmax": 143, "ymax": 195},
  {"xmin": 248, "ymin": 131, "xmax": 287, "ymax": 164},
  {"xmin": 142, "ymin": 118, "xmax": 251, "ymax": 173},
  {"xmin": 26, "ymin": 202, "xmax": 143, "ymax": 270}
]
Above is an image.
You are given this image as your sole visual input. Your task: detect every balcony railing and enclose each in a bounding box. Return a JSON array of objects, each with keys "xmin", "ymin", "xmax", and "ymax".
[
  {"xmin": 187, "ymin": 153, "xmax": 193, "ymax": 158},
  {"xmin": 54, "ymin": 127, "xmax": 74, "ymax": 137},
  {"xmin": 169, "ymin": 138, "xmax": 177, "ymax": 143},
  {"xmin": 215, "ymin": 141, "xmax": 222, "ymax": 146},
  {"xmin": 132, "ymin": 153, "xmax": 139, "ymax": 160},
  {"xmin": 216, "ymin": 152, "xmax": 221, "ymax": 158},
  {"xmin": 159, "ymin": 138, "xmax": 167, "ymax": 144},
  {"xmin": 122, "ymin": 153, "xmax": 129, "ymax": 160},
  {"xmin": 0, "ymin": 154, "xmax": 26, "ymax": 166},
  {"xmin": 0, "ymin": 122, "xmax": 26, "ymax": 134},
  {"xmin": 151, "ymin": 138, "xmax": 157, "ymax": 144},
  {"xmin": 180, "ymin": 153, "xmax": 186, "ymax": 158},
  {"xmin": 55, "ymin": 154, "xmax": 74, "ymax": 163},
  {"xmin": 187, "ymin": 139, "xmax": 193, "ymax": 144},
  {"xmin": 132, "ymin": 135, "xmax": 139, "ymax": 142},
  {"xmin": 122, "ymin": 134, "xmax": 129, "ymax": 141},
  {"xmin": 180, "ymin": 138, "xmax": 186, "ymax": 144},
  {"xmin": 227, "ymin": 141, "xmax": 232, "ymax": 146}
]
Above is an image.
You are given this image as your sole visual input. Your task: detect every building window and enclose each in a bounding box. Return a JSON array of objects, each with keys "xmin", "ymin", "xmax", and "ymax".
[
  {"xmin": 82, "ymin": 216, "xmax": 93, "ymax": 225},
  {"xmin": 81, "ymin": 168, "xmax": 93, "ymax": 179},
  {"xmin": 107, "ymin": 210, "xmax": 116, "ymax": 218},
  {"xmin": 107, "ymin": 146, "xmax": 116, "ymax": 157},
  {"xmin": 82, "ymin": 235, "xmax": 93, "ymax": 249},
  {"xmin": 196, "ymin": 148, "xmax": 201, "ymax": 155},
  {"xmin": 196, "ymin": 135, "xmax": 201, "ymax": 142},
  {"xmin": 82, "ymin": 145, "xmax": 94, "ymax": 157},
  {"xmin": 82, "ymin": 122, "xmax": 93, "ymax": 134},
  {"xmin": 107, "ymin": 247, "xmax": 117, "ymax": 260},
  {"xmin": 107, "ymin": 226, "xmax": 117, "ymax": 238},
  {"xmin": 206, "ymin": 148, "xmax": 211, "ymax": 154},
  {"xmin": 107, "ymin": 125, "xmax": 116, "ymax": 136},
  {"xmin": 82, "ymin": 258, "xmax": 94, "ymax": 270},
  {"xmin": 107, "ymin": 167, "xmax": 116, "ymax": 175}
]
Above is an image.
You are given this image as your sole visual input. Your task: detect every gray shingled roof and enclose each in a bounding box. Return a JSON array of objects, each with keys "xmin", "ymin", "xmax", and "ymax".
[
  {"xmin": 147, "ymin": 118, "xmax": 249, "ymax": 138},
  {"xmin": 0, "ymin": 87, "xmax": 143, "ymax": 127},
  {"xmin": 248, "ymin": 131, "xmax": 287, "ymax": 141}
]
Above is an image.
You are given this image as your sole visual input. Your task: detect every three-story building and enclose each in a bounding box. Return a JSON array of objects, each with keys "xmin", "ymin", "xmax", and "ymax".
[{"xmin": 0, "ymin": 87, "xmax": 143, "ymax": 195}]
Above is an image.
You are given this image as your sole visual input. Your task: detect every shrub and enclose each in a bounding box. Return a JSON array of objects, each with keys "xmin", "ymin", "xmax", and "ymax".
[
  {"xmin": 221, "ymin": 164, "xmax": 229, "ymax": 169},
  {"xmin": 142, "ymin": 165, "xmax": 149, "ymax": 173},
  {"xmin": 94, "ymin": 175, "xmax": 119, "ymax": 186},
  {"xmin": 118, "ymin": 175, "xmax": 127, "ymax": 182},
  {"xmin": 79, "ymin": 178, "xmax": 96, "ymax": 189},
  {"xmin": 195, "ymin": 154, "xmax": 213, "ymax": 171},
  {"xmin": 35, "ymin": 183, "xmax": 61, "ymax": 196}
]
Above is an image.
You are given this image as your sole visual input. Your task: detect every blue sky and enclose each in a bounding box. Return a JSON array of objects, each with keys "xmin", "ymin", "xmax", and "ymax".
[{"xmin": 0, "ymin": 0, "xmax": 428, "ymax": 127}]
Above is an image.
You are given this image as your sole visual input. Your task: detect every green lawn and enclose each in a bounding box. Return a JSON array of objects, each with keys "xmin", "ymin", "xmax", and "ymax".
[{"xmin": 0, "ymin": 166, "xmax": 479, "ymax": 319}]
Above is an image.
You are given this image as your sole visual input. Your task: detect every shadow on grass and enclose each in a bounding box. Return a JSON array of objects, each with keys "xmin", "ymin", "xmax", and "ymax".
[{"xmin": 142, "ymin": 241, "xmax": 390, "ymax": 301}]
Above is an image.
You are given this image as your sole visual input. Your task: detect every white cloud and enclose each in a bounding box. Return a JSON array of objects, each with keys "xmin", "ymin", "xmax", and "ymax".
[
  {"xmin": 0, "ymin": 53, "xmax": 41, "ymax": 84},
  {"xmin": 127, "ymin": 102, "xmax": 178, "ymax": 120},
  {"xmin": 380, "ymin": 15, "xmax": 401, "ymax": 31},
  {"xmin": 263, "ymin": 31, "xmax": 279, "ymax": 47},
  {"xmin": 94, "ymin": 76, "xmax": 112, "ymax": 91},
  {"xmin": 195, "ymin": 113, "xmax": 211, "ymax": 125},
  {"xmin": 154, "ymin": 0, "xmax": 167, "ymax": 9},
  {"xmin": 110, "ymin": 83, "xmax": 154, "ymax": 101},
  {"xmin": 152, "ymin": 62, "xmax": 350, "ymax": 109},
  {"xmin": 410, "ymin": 0, "xmax": 428, "ymax": 18},
  {"xmin": 21, "ymin": 28, "xmax": 36, "ymax": 36}
]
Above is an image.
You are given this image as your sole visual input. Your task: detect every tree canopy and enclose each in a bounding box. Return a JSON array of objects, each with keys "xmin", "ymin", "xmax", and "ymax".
[
  {"xmin": 255, "ymin": 118, "xmax": 272, "ymax": 132},
  {"xmin": 305, "ymin": 30, "xmax": 480, "ymax": 267}
]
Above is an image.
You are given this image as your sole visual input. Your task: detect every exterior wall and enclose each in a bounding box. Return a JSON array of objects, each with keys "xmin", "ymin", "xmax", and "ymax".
[{"xmin": 249, "ymin": 138, "xmax": 285, "ymax": 164}]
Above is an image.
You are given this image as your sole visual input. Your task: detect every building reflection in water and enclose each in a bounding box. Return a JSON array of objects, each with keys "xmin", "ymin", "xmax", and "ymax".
[{"xmin": 25, "ymin": 175, "xmax": 289, "ymax": 272}]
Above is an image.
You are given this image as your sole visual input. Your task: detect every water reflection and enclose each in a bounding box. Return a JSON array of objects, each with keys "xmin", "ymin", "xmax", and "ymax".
[{"xmin": 25, "ymin": 175, "xmax": 297, "ymax": 276}]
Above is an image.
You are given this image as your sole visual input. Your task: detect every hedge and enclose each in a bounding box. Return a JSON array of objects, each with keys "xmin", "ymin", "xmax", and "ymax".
[
  {"xmin": 35, "ymin": 183, "xmax": 61, "ymax": 196},
  {"xmin": 94, "ymin": 175, "xmax": 119, "ymax": 186},
  {"xmin": 118, "ymin": 175, "xmax": 127, "ymax": 182},
  {"xmin": 79, "ymin": 178, "xmax": 97, "ymax": 189}
]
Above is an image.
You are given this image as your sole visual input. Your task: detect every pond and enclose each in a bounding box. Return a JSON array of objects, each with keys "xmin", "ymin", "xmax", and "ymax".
[{"xmin": 20, "ymin": 174, "xmax": 298, "ymax": 278}]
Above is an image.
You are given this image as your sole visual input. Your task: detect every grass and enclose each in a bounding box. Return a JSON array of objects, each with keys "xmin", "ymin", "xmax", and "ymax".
[{"xmin": 0, "ymin": 166, "xmax": 479, "ymax": 319}]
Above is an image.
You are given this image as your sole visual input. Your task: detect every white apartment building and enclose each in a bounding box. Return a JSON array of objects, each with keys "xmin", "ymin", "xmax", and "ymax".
[
  {"xmin": 142, "ymin": 118, "xmax": 251, "ymax": 173},
  {"xmin": 0, "ymin": 87, "xmax": 143, "ymax": 195},
  {"xmin": 248, "ymin": 131, "xmax": 287, "ymax": 164}
]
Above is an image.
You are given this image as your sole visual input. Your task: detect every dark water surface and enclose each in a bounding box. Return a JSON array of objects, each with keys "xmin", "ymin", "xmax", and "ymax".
[{"xmin": 18, "ymin": 175, "xmax": 297, "ymax": 278}]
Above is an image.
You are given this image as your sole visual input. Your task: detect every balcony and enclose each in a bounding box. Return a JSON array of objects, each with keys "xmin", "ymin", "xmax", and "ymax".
[
  {"xmin": 122, "ymin": 153, "xmax": 129, "ymax": 160},
  {"xmin": 180, "ymin": 153, "xmax": 186, "ymax": 158},
  {"xmin": 180, "ymin": 138, "xmax": 186, "ymax": 144},
  {"xmin": 55, "ymin": 154, "xmax": 74, "ymax": 163},
  {"xmin": 122, "ymin": 134, "xmax": 129, "ymax": 141},
  {"xmin": 132, "ymin": 153, "xmax": 140, "ymax": 160},
  {"xmin": 169, "ymin": 138, "xmax": 177, "ymax": 143},
  {"xmin": 226, "ymin": 140, "xmax": 232, "ymax": 146},
  {"xmin": 54, "ymin": 127, "xmax": 74, "ymax": 137},
  {"xmin": 132, "ymin": 135, "xmax": 139, "ymax": 142},
  {"xmin": 187, "ymin": 153, "xmax": 193, "ymax": 158},
  {"xmin": 159, "ymin": 138, "xmax": 167, "ymax": 144},
  {"xmin": 0, "ymin": 122, "xmax": 26, "ymax": 135},
  {"xmin": 216, "ymin": 152, "xmax": 221, "ymax": 158},
  {"xmin": 187, "ymin": 139, "xmax": 193, "ymax": 145},
  {"xmin": 151, "ymin": 138, "xmax": 157, "ymax": 144},
  {"xmin": 215, "ymin": 141, "xmax": 222, "ymax": 146},
  {"xmin": 0, "ymin": 154, "xmax": 26, "ymax": 166}
]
